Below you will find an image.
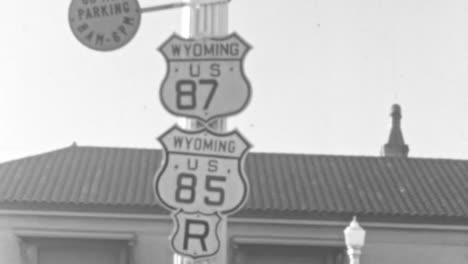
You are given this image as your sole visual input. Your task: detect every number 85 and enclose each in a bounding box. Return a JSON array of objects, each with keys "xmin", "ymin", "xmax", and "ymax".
[{"xmin": 175, "ymin": 173, "xmax": 226, "ymax": 206}]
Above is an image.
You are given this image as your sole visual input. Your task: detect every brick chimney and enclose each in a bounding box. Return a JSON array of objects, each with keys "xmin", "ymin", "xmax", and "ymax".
[{"xmin": 381, "ymin": 104, "xmax": 409, "ymax": 157}]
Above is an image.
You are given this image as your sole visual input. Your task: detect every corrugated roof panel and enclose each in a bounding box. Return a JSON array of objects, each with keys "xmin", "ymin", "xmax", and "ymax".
[
  {"xmin": 247, "ymin": 153, "xmax": 272, "ymax": 210},
  {"xmin": 115, "ymin": 149, "xmax": 132, "ymax": 204},
  {"xmin": 280, "ymin": 154, "xmax": 299, "ymax": 210},
  {"xmin": 412, "ymin": 159, "xmax": 447, "ymax": 215},
  {"xmin": 390, "ymin": 158, "xmax": 419, "ymax": 215},
  {"xmin": 144, "ymin": 150, "xmax": 161, "ymax": 205},
  {"xmin": 52, "ymin": 148, "xmax": 73, "ymax": 202},
  {"xmin": 431, "ymin": 160, "xmax": 464, "ymax": 215},
  {"xmin": 336, "ymin": 157, "xmax": 363, "ymax": 212},
  {"xmin": 97, "ymin": 148, "xmax": 114, "ymax": 204},
  {"xmin": 68, "ymin": 147, "xmax": 89, "ymax": 203},
  {"xmin": 286, "ymin": 155, "xmax": 310, "ymax": 211},
  {"xmin": 352, "ymin": 157, "xmax": 381, "ymax": 213},
  {"xmin": 0, "ymin": 161, "xmax": 17, "ymax": 199},
  {"xmin": 41, "ymin": 147, "xmax": 67, "ymax": 202},
  {"xmin": 11, "ymin": 157, "xmax": 36, "ymax": 201},
  {"xmin": 266, "ymin": 154, "xmax": 286, "ymax": 210},
  {"xmin": 377, "ymin": 159, "xmax": 411, "ymax": 215},
  {"xmin": 441, "ymin": 161, "xmax": 468, "ymax": 215},
  {"xmin": 397, "ymin": 159, "xmax": 427, "ymax": 215},
  {"xmin": 305, "ymin": 156, "xmax": 333, "ymax": 212},
  {"xmin": 77, "ymin": 148, "xmax": 95, "ymax": 203},
  {"xmin": 104, "ymin": 148, "xmax": 121, "ymax": 204},
  {"xmin": 123, "ymin": 149, "xmax": 141, "ymax": 204}
]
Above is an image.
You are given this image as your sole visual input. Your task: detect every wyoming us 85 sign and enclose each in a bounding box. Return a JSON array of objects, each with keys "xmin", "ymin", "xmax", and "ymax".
[{"xmin": 154, "ymin": 125, "xmax": 251, "ymax": 215}]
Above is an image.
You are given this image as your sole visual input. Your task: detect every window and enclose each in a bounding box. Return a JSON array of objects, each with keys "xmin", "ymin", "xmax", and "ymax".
[
  {"xmin": 231, "ymin": 236, "xmax": 346, "ymax": 264},
  {"xmin": 235, "ymin": 244, "xmax": 345, "ymax": 264},
  {"xmin": 16, "ymin": 230, "xmax": 135, "ymax": 264}
]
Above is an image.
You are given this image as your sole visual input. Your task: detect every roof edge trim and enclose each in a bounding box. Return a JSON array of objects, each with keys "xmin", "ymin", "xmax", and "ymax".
[
  {"xmin": 1, "ymin": 209, "xmax": 468, "ymax": 232},
  {"xmin": 15, "ymin": 228, "xmax": 136, "ymax": 241},
  {"xmin": 231, "ymin": 217, "xmax": 468, "ymax": 231}
]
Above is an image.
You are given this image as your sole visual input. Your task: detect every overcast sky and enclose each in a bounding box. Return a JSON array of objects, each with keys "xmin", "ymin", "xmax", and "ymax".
[{"xmin": 1, "ymin": 0, "xmax": 467, "ymax": 162}]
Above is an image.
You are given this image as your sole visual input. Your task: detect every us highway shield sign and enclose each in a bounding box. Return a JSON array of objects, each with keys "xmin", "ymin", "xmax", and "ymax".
[
  {"xmin": 170, "ymin": 210, "xmax": 222, "ymax": 259},
  {"xmin": 158, "ymin": 33, "xmax": 252, "ymax": 123},
  {"xmin": 154, "ymin": 125, "xmax": 251, "ymax": 215}
]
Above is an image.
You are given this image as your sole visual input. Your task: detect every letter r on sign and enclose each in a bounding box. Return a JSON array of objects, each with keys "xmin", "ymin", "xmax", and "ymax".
[
  {"xmin": 183, "ymin": 219, "xmax": 209, "ymax": 251},
  {"xmin": 170, "ymin": 210, "xmax": 222, "ymax": 258}
]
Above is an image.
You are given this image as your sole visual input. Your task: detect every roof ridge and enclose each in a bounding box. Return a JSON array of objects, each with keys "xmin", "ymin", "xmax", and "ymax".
[
  {"xmin": 2, "ymin": 145, "xmax": 468, "ymax": 164},
  {"xmin": 0, "ymin": 146, "xmax": 73, "ymax": 166},
  {"xmin": 249, "ymin": 151, "xmax": 468, "ymax": 162},
  {"xmin": 71, "ymin": 145, "xmax": 159, "ymax": 151}
]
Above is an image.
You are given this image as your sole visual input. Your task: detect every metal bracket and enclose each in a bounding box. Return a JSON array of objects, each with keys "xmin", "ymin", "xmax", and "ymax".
[{"xmin": 140, "ymin": 0, "xmax": 231, "ymax": 14}]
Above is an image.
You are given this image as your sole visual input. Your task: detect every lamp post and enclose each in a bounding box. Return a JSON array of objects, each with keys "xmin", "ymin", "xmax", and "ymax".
[{"xmin": 344, "ymin": 216, "xmax": 366, "ymax": 264}]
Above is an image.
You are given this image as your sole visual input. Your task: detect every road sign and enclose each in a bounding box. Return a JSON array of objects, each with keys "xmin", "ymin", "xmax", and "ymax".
[
  {"xmin": 170, "ymin": 210, "xmax": 222, "ymax": 259},
  {"xmin": 154, "ymin": 125, "xmax": 251, "ymax": 214},
  {"xmin": 158, "ymin": 33, "xmax": 252, "ymax": 122},
  {"xmin": 69, "ymin": 0, "xmax": 141, "ymax": 51}
]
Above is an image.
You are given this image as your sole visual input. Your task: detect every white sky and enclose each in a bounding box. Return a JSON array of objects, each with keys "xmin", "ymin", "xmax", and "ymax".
[{"xmin": 0, "ymin": 0, "xmax": 467, "ymax": 162}]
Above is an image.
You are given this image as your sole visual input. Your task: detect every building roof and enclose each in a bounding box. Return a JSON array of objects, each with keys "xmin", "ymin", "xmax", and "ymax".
[{"xmin": 0, "ymin": 145, "xmax": 467, "ymax": 224}]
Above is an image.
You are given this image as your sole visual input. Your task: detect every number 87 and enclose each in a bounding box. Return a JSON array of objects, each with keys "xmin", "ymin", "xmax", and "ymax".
[{"xmin": 176, "ymin": 79, "xmax": 218, "ymax": 110}]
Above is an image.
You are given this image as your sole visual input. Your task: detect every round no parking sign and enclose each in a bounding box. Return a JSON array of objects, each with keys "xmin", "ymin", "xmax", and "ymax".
[{"xmin": 69, "ymin": 0, "xmax": 141, "ymax": 51}]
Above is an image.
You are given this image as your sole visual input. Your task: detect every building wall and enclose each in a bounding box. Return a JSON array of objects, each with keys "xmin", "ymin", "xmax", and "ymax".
[
  {"xmin": 0, "ymin": 213, "xmax": 174, "ymax": 264},
  {"xmin": 362, "ymin": 226, "xmax": 468, "ymax": 264},
  {"xmin": 0, "ymin": 212, "xmax": 467, "ymax": 264}
]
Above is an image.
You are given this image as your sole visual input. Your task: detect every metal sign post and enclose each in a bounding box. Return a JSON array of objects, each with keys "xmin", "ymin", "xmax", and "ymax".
[
  {"xmin": 153, "ymin": 0, "xmax": 252, "ymax": 262},
  {"xmin": 178, "ymin": 1, "xmax": 229, "ymax": 263}
]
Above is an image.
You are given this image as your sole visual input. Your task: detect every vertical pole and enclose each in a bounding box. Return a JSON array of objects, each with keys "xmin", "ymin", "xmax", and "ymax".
[
  {"xmin": 176, "ymin": 1, "xmax": 229, "ymax": 264},
  {"xmin": 181, "ymin": 0, "xmax": 228, "ymax": 132},
  {"xmin": 347, "ymin": 248, "xmax": 361, "ymax": 264}
]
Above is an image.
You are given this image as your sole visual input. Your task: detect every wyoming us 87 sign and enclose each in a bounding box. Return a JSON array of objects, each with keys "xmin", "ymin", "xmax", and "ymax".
[{"xmin": 158, "ymin": 33, "xmax": 251, "ymax": 123}]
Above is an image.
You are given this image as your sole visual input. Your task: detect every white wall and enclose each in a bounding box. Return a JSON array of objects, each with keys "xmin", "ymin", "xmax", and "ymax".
[{"xmin": 0, "ymin": 212, "xmax": 467, "ymax": 264}]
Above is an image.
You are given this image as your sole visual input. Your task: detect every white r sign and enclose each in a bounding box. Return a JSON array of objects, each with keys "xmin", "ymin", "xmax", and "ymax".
[{"xmin": 170, "ymin": 210, "xmax": 222, "ymax": 259}]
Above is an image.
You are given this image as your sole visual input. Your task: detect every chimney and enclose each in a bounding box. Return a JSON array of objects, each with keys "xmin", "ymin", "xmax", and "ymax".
[{"xmin": 381, "ymin": 104, "xmax": 409, "ymax": 157}]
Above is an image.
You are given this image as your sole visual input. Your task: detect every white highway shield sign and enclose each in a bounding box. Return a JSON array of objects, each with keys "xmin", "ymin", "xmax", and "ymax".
[
  {"xmin": 154, "ymin": 125, "xmax": 251, "ymax": 215},
  {"xmin": 69, "ymin": 0, "xmax": 141, "ymax": 51},
  {"xmin": 170, "ymin": 210, "xmax": 222, "ymax": 259},
  {"xmin": 158, "ymin": 33, "xmax": 252, "ymax": 122}
]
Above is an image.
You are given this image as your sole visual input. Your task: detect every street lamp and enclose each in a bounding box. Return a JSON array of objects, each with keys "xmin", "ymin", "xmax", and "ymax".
[{"xmin": 344, "ymin": 216, "xmax": 366, "ymax": 264}]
